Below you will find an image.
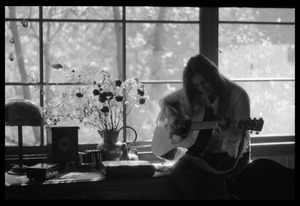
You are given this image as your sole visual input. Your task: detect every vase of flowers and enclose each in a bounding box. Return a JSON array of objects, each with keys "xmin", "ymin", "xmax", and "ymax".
[
  {"xmin": 97, "ymin": 125, "xmax": 137, "ymax": 161},
  {"xmin": 43, "ymin": 69, "xmax": 149, "ymax": 160}
]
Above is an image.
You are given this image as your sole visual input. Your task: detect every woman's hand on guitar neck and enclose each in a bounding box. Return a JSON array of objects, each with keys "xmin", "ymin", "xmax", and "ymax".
[
  {"xmin": 212, "ymin": 122, "xmax": 241, "ymax": 144},
  {"xmin": 212, "ymin": 122, "xmax": 237, "ymax": 136}
]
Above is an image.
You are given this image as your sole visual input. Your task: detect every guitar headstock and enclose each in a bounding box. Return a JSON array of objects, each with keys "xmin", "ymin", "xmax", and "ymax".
[{"xmin": 238, "ymin": 118, "xmax": 264, "ymax": 134}]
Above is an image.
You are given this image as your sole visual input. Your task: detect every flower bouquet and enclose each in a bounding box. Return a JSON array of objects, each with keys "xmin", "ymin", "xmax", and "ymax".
[{"xmin": 44, "ymin": 69, "xmax": 149, "ymax": 132}]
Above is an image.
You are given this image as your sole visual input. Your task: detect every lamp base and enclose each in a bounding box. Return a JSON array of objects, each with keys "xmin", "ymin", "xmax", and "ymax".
[{"xmin": 7, "ymin": 164, "xmax": 28, "ymax": 175}]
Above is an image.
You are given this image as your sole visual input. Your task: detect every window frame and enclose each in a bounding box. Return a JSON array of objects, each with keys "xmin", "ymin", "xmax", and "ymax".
[{"xmin": 5, "ymin": 6, "xmax": 295, "ymax": 165}]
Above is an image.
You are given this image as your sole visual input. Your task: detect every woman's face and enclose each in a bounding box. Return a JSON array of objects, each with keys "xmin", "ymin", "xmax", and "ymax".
[{"xmin": 191, "ymin": 73, "xmax": 214, "ymax": 96}]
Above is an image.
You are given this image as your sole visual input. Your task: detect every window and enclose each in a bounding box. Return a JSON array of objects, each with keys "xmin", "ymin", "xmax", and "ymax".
[
  {"xmin": 218, "ymin": 8, "xmax": 295, "ymax": 136},
  {"xmin": 5, "ymin": 7, "xmax": 295, "ymax": 157}
]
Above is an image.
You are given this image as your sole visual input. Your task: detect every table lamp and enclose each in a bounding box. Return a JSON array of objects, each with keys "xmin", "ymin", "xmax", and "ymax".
[{"xmin": 5, "ymin": 99, "xmax": 44, "ymax": 175}]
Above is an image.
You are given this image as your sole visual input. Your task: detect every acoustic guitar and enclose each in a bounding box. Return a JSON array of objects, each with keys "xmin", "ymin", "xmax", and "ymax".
[{"xmin": 151, "ymin": 105, "xmax": 264, "ymax": 158}]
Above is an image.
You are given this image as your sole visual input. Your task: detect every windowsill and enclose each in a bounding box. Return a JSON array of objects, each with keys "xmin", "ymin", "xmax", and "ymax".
[
  {"xmin": 5, "ymin": 165, "xmax": 179, "ymax": 200},
  {"xmin": 5, "ymin": 137, "xmax": 295, "ymax": 167}
]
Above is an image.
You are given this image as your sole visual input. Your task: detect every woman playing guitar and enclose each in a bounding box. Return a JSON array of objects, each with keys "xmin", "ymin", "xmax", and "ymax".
[{"xmin": 156, "ymin": 54, "xmax": 252, "ymax": 199}]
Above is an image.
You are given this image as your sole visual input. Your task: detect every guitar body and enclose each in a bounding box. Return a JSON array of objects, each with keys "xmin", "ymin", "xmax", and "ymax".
[
  {"xmin": 152, "ymin": 125, "xmax": 197, "ymax": 157},
  {"xmin": 152, "ymin": 103, "xmax": 205, "ymax": 157}
]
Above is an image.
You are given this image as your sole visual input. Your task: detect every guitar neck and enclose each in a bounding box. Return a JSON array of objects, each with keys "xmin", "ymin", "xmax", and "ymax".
[{"xmin": 190, "ymin": 120, "xmax": 238, "ymax": 131}]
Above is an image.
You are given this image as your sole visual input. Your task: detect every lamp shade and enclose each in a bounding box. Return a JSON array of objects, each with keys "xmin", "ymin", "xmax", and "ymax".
[{"xmin": 5, "ymin": 99, "xmax": 44, "ymax": 126}]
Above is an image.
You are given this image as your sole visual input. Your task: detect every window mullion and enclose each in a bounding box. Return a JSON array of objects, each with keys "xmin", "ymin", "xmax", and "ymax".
[
  {"xmin": 200, "ymin": 7, "xmax": 219, "ymax": 66},
  {"xmin": 122, "ymin": 6, "xmax": 127, "ymax": 142},
  {"xmin": 39, "ymin": 6, "xmax": 44, "ymax": 147}
]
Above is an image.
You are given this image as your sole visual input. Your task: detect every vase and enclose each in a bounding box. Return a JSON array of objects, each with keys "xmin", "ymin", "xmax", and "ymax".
[{"xmin": 96, "ymin": 126, "xmax": 137, "ymax": 161}]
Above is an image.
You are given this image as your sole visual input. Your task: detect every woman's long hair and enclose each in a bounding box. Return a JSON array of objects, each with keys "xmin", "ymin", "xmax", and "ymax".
[{"xmin": 182, "ymin": 54, "xmax": 231, "ymax": 119}]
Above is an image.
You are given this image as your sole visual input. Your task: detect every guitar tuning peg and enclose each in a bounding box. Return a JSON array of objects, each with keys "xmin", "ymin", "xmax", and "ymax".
[
  {"xmin": 249, "ymin": 130, "xmax": 253, "ymax": 134},
  {"xmin": 256, "ymin": 131, "xmax": 259, "ymax": 135}
]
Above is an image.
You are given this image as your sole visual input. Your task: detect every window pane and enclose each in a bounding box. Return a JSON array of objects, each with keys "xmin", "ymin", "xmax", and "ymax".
[
  {"xmin": 128, "ymin": 83, "xmax": 182, "ymax": 141},
  {"xmin": 5, "ymin": 6, "xmax": 39, "ymax": 19},
  {"xmin": 5, "ymin": 126, "xmax": 41, "ymax": 147},
  {"xmin": 5, "ymin": 85, "xmax": 41, "ymax": 105},
  {"xmin": 5, "ymin": 21, "xmax": 40, "ymax": 82},
  {"xmin": 126, "ymin": 23, "xmax": 199, "ymax": 80},
  {"xmin": 43, "ymin": 6, "xmax": 121, "ymax": 20},
  {"xmin": 44, "ymin": 22, "xmax": 120, "ymax": 83},
  {"xmin": 238, "ymin": 81, "xmax": 295, "ymax": 136},
  {"xmin": 219, "ymin": 8, "xmax": 295, "ymax": 22},
  {"xmin": 126, "ymin": 7, "xmax": 199, "ymax": 21},
  {"xmin": 219, "ymin": 24, "xmax": 295, "ymax": 78}
]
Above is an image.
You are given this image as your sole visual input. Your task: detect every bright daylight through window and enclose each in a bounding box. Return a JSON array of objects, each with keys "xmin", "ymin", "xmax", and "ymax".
[{"xmin": 5, "ymin": 7, "xmax": 295, "ymax": 150}]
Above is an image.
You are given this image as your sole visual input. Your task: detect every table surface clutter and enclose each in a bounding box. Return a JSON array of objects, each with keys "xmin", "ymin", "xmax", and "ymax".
[{"xmin": 5, "ymin": 160, "xmax": 180, "ymax": 200}]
